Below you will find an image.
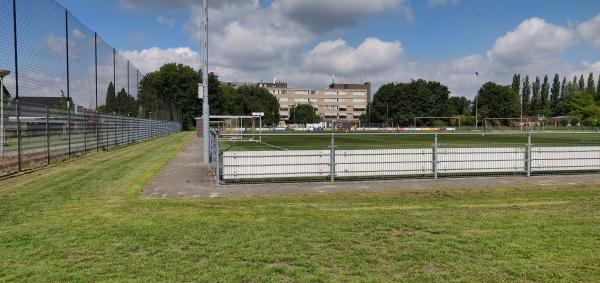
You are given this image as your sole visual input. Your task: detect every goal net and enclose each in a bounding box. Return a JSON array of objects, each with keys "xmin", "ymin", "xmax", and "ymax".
[
  {"xmin": 483, "ymin": 118, "xmax": 530, "ymax": 131},
  {"xmin": 210, "ymin": 115, "xmax": 262, "ymax": 142}
]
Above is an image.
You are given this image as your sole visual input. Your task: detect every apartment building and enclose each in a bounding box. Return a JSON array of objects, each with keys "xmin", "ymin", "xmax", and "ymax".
[{"xmin": 259, "ymin": 82, "xmax": 371, "ymax": 122}]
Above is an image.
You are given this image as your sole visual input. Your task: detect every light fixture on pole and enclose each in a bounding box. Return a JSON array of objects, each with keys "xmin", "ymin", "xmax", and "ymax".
[{"xmin": 0, "ymin": 69, "xmax": 10, "ymax": 158}]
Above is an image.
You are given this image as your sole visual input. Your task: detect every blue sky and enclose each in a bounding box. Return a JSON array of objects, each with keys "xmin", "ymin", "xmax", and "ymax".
[{"xmin": 53, "ymin": 0, "xmax": 600, "ymax": 98}]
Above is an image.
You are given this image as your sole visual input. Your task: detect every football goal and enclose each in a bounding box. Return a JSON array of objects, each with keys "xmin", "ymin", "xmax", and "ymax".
[{"xmin": 210, "ymin": 115, "xmax": 263, "ymax": 142}]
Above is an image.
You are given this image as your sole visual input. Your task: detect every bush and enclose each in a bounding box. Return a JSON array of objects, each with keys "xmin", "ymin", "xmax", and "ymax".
[
  {"xmin": 559, "ymin": 118, "xmax": 570, "ymax": 127},
  {"xmin": 582, "ymin": 117, "xmax": 596, "ymax": 127},
  {"xmin": 570, "ymin": 117, "xmax": 581, "ymax": 126}
]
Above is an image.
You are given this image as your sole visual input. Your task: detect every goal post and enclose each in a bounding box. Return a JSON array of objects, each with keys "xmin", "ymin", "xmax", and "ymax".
[
  {"xmin": 209, "ymin": 115, "xmax": 263, "ymax": 142},
  {"xmin": 413, "ymin": 116, "xmax": 462, "ymax": 129},
  {"xmin": 483, "ymin": 117, "xmax": 529, "ymax": 131}
]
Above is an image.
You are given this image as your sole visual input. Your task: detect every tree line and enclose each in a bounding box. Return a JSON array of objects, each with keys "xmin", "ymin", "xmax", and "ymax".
[
  {"xmin": 137, "ymin": 63, "xmax": 279, "ymax": 130},
  {"xmin": 513, "ymin": 73, "xmax": 600, "ymax": 118}
]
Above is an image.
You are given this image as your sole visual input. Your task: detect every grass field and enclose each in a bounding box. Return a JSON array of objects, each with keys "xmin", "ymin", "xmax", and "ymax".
[
  {"xmin": 222, "ymin": 132, "xmax": 600, "ymax": 151},
  {"xmin": 2, "ymin": 132, "xmax": 600, "ymax": 281}
]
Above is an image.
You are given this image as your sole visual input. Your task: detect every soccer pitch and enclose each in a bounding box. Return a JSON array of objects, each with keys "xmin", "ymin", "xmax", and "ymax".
[{"xmin": 221, "ymin": 132, "xmax": 600, "ymax": 151}]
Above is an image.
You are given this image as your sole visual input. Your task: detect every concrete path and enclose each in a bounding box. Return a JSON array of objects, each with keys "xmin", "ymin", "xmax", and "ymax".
[{"xmin": 142, "ymin": 136, "xmax": 600, "ymax": 198}]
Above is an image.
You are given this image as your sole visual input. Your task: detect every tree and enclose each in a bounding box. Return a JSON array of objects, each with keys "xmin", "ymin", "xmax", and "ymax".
[
  {"xmin": 447, "ymin": 96, "xmax": 470, "ymax": 115},
  {"xmin": 569, "ymin": 90, "xmax": 596, "ymax": 118},
  {"xmin": 541, "ymin": 75, "xmax": 549, "ymax": 114},
  {"xmin": 530, "ymin": 76, "xmax": 541, "ymax": 115},
  {"xmin": 138, "ymin": 63, "xmax": 203, "ymax": 129},
  {"xmin": 511, "ymin": 74, "xmax": 521, "ymax": 95},
  {"xmin": 579, "ymin": 75, "xmax": 585, "ymax": 90},
  {"xmin": 522, "ymin": 76, "xmax": 530, "ymax": 115},
  {"xmin": 289, "ymin": 104, "xmax": 320, "ymax": 124},
  {"xmin": 587, "ymin": 73, "xmax": 596, "ymax": 97},
  {"xmin": 475, "ymin": 82, "xmax": 520, "ymax": 119},
  {"xmin": 102, "ymin": 82, "xmax": 117, "ymax": 113},
  {"xmin": 598, "ymin": 74, "xmax": 600, "ymax": 99},
  {"xmin": 550, "ymin": 74, "xmax": 560, "ymax": 115},
  {"xmin": 234, "ymin": 86, "xmax": 280, "ymax": 125},
  {"xmin": 368, "ymin": 79, "xmax": 455, "ymax": 126}
]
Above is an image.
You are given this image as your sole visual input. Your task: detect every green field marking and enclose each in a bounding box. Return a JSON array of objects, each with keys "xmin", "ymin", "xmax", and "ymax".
[{"xmin": 1, "ymin": 132, "xmax": 600, "ymax": 281}]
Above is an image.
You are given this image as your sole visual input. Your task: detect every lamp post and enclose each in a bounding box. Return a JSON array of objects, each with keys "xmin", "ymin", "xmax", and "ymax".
[{"xmin": 0, "ymin": 69, "xmax": 10, "ymax": 157}]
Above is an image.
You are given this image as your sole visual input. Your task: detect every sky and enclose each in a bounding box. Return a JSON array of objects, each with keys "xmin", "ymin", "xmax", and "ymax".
[{"xmin": 55, "ymin": 0, "xmax": 600, "ymax": 99}]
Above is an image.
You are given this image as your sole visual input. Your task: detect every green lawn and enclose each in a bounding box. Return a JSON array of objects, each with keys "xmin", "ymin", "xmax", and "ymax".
[
  {"xmin": 1, "ymin": 132, "xmax": 600, "ymax": 281},
  {"xmin": 222, "ymin": 132, "xmax": 600, "ymax": 151}
]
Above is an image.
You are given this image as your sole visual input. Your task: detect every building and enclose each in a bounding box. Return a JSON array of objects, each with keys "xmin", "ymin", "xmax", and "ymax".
[{"xmin": 262, "ymin": 82, "xmax": 371, "ymax": 122}]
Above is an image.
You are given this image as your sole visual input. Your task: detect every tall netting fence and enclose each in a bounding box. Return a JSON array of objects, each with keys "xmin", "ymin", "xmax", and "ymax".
[{"xmin": 0, "ymin": 0, "xmax": 182, "ymax": 176}]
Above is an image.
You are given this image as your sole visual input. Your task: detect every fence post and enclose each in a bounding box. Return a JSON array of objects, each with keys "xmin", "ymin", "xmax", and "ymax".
[
  {"xmin": 121, "ymin": 116, "xmax": 124, "ymax": 145},
  {"xmin": 84, "ymin": 112, "xmax": 87, "ymax": 154},
  {"xmin": 215, "ymin": 130, "xmax": 221, "ymax": 183},
  {"xmin": 46, "ymin": 104, "xmax": 50, "ymax": 164},
  {"xmin": 433, "ymin": 133, "xmax": 438, "ymax": 179},
  {"xmin": 527, "ymin": 133, "xmax": 532, "ymax": 177},
  {"xmin": 16, "ymin": 98, "xmax": 21, "ymax": 171},
  {"xmin": 330, "ymin": 133, "xmax": 336, "ymax": 183},
  {"xmin": 113, "ymin": 114, "xmax": 117, "ymax": 147},
  {"xmin": 65, "ymin": 10, "xmax": 71, "ymax": 159}
]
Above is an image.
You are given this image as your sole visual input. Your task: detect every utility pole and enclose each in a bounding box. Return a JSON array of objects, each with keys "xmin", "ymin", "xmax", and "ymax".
[{"xmin": 202, "ymin": 0, "xmax": 210, "ymax": 164}]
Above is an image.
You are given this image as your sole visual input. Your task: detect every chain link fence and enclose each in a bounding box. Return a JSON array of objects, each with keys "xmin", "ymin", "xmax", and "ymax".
[
  {"xmin": 0, "ymin": 0, "xmax": 182, "ymax": 176},
  {"xmin": 209, "ymin": 132, "xmax": 600, "ymax": 184}
]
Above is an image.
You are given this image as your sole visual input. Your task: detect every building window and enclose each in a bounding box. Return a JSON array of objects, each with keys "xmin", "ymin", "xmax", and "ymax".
[
  {"xmin": 279, "ymin": 97, "xmax": 288, "ymax": 102},
  {"xmin": 281, "ymin": 90, "xmax": 287, "ymax": 95},
  {"xmin": 325, "ymin": 91, "xmax": 337, "ymax": 96},
  {"xmin": 353, "ymin": 106, "xmax": 367, "ymax": 111},
  {"xmin": 310, "ymin": 90, "xmax": 316, "ymax": 95},
  {"xmin": 324, "ymin": 98, "xmax": 337, "ymax": 103},
  {"xmin": 324, "ymin": 105, "xmax": 337, "ymax": 110},
  {"xmin": 295, "ymin": 98, "xmax": 309, "ymax": 103},
  {"xmin": 353, "ymin": 91, "xmax": 366, "ymax": 96},
  {"xmin": 353, "ymin": 98, "xmax": 367, "ymax": 103}
]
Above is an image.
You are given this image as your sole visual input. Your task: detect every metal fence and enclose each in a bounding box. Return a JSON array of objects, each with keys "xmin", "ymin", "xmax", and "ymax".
[
  {"xmin": 0, "ymin": 0, "xmax": 182, "ymax": 176},
  {"xmin": 1, "ymin": 101, "xmax": 180, "ymax": 176},
  {"xmin": 208, "ymin": 132, "xmax": 600, "ymax": 184}
]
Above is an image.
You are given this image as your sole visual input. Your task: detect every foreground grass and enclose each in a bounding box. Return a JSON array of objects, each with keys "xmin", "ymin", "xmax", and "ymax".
[{"xmin": 1, "ymin": 132, "xmax": 600, "ymax": 281}]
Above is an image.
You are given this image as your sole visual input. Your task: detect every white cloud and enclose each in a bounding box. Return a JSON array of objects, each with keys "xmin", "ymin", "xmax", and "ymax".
[
  {"xmin": 120, "ymin": 47, "xmax": 200, "ymax": 74},
  {"xmin": 304, "ymin": 38, "xmax": 404, "ymax": 75},
  {"xmin": 157, "ymin": 16, "xmax": 176, "ymax": 29},
  {"xmin": 487, "ymin": 18, "xmax": 575, "ymax": 68},
  {"xmin": 577, "ymin": 14, "xmax": 600, "ymax": 49}
]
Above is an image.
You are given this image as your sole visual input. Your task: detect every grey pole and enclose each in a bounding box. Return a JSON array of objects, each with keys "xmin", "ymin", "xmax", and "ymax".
[{"xmin": 202, "ymin": 0, "xmax": 210, "ymax": 164}]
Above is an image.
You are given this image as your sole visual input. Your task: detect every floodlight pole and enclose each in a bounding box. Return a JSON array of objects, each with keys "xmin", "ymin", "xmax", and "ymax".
[{"xmin": 201, "ymin": 0, "xmax": 210, "ymax": 164}]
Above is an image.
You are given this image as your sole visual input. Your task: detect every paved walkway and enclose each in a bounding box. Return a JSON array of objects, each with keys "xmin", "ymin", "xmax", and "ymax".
[{"xmin": 142, "ymin": 136, "xmax": 600, "ymax": 198}]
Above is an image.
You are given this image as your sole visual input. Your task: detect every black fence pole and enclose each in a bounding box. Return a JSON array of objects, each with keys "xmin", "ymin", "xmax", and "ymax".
[
  {"xmin": 94, "ymin": 32, "xmax": 98, "ymax": 153},
  {"xmin": 12, "ymin": 0, "xmax": 21, "ymax": 171},
  {"xmin": 65, "ymin": 10, "xmax": 71, "ymax": 158},
  {"xmin": 46, "ymin": 104, "xmax": 50, "ymax": 164}
]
